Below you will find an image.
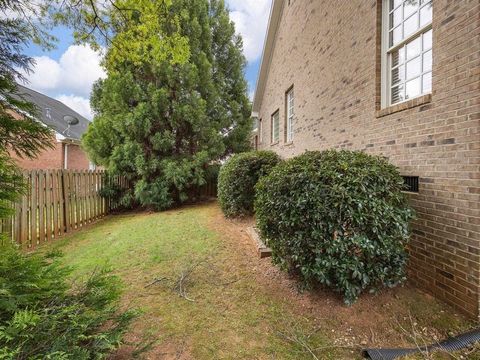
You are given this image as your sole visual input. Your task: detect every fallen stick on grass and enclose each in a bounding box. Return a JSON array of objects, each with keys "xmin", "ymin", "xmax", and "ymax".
[{"xmin": 145, "ymin": 258, "xmax": 209, "ymax": 302}]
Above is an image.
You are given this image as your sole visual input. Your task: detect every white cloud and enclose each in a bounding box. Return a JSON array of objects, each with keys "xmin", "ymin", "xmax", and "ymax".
[
  {"xmin": 55, "ymin": 94, "xmax": 93, "ymax": 120},
  {"xmin": 226, "ymin": 0, "xmax": 272, "ymax": 62},
  {"xmin": 23, "ymin": 44, "xmax": 106, "ymax": 98},
  {"xmin": 20, "ymin": 44, "xmax": 105, "ymax": 121}
]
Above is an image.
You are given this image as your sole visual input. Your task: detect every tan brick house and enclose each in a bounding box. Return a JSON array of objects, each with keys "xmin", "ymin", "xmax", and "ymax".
[
  {"xmin": 252, "ymin": 0, "xmax": 480, "ymax": 318},
  {"xmin": 9, "ymin": 85, "xmax": 95, "ymax": 170}
]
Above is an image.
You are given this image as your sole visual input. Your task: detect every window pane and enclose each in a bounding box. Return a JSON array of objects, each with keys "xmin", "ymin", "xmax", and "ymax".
[
  {"xmin": 422, "ymin": 72, "xmax": 432, "ymax": 93},
  {"xmin": 272, "ymin": 113, "xmax": 279, "ymax": 142},
  {"xmin": 287, "ymin": 89, "xmax": 294, "ymax": 142},
  {"xmin": 404, "ymin": 1, "xmax": 418, "ymax": 19},
  {"xmin": 390, "ymin": 0, "xmax": 402, "ymax": 11},
  {"xmin": 391, "ymin": 47, "xmax": 405, "ymax": 67},
  {"xmin": 276, "ymin": 115, "xmax": 279, "ymax": 140},
  {"xmin": 406, "ymin": 36, "xmax": 421, "ymax": 59},
  {"xmin": 391, "ymin": 65, "xmax": 405, "ymax": 85},
  {"xmin": 406, "ymin": 56, "xmax": 421, "ymax": 79},
  {"xmin": 420, "ymin": 3, "xmax": 432, "ymax": 27},
  {"xmin": 423, "ymin": 29, "xmax": 432, "ymax": 50},
  {"xmin": 423, "ymin": 49, "xmax": 432, "ymax": 72},
  {"xmin": 390, "ymin": 7, "xmax": 403, "ymax": 29},
  {"xmin": 404, "ymin": 13, "xmax": 419, "ymax": 38},
  {"xmin": 406, "ymin": 77, "xmax": 421, "ymax": 99},
  {"xmin": 390, "ymin": 25, "xmax": 403, "ymax": 47},
  {"xmin": 392, "ymin": 84, "xmax": 404, "ymax": 104}
]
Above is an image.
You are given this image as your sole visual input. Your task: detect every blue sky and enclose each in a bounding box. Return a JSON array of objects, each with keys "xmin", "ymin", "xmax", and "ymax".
[{"xmin": 21, "ymin": 0, "xmax": 272, "ymax": 120}]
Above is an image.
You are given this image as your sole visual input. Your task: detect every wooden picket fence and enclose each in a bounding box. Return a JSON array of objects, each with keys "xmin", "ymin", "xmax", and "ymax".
[{"xmin": 0, "ymin": 170, "xmax": 129, "ymax": 250}]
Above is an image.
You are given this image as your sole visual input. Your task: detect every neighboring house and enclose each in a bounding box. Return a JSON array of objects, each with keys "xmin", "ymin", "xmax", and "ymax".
[
  {"xmin": 252, "ymin": 0, "xmax": 479, "ymax": 318},
  {"xmin": 9, "ymin": 85, "xmax": 95, "ymax": 170}
]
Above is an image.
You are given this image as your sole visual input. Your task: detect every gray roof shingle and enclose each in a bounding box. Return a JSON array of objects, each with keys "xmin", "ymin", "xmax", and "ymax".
[{"xmin": 13, "ymin": 85, "xmax": 91, "ymax": 141}]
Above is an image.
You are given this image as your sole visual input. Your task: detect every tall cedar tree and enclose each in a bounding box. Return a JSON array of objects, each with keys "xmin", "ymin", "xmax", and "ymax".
[{"xmin": 83, "ymin": 0, "xmax": 252, "ymax": 210}]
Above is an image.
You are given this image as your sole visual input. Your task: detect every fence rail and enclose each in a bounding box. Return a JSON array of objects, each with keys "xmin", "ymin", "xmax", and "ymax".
[{"xmin": 0, "ymin": 170, "xmax": 128, "ymax": 250}]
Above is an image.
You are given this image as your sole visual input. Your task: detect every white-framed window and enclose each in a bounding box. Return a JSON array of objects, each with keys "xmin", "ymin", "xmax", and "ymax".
[
  {"xmin": 258, "ymin": 118, "xmax": 263, "ymax": 144},
  {"xmin": 382, "ymin": 0, "xmax": 432, "ymax": 107},
  {"xmin": 271, "ymin": 111, "xmax": 279, "ymax": 143},
  {"xmin": 252, "ymin": 117, "xmax": 259, "ymax": 131},
  {"xmin": 286, "ymin": 87, "xmax": 294, "ymax": 142}
]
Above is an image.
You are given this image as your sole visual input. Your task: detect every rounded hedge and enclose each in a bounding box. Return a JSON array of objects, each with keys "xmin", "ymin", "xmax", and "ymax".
[
  {"xmin": 254, "ymin": 150, "xmax": 414, "ymax": 304},
  {"xmin": 218, "ymin": 151, "xmax": 281, "ymax": 217}
]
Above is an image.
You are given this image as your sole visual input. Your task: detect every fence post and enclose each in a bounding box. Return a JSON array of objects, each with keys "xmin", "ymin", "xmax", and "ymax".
[
  {"xmin": 45, "ymin": 170, "xmax": 52, "ymax": 242},
  {"xmin": 62, "ymin": 170, "xmax": 69, "ymax": 233},
  {"xmin": 30, "ymin": 170, "xmax": 38, "ymax": 250},
  {"xmin": 38, "ymin": 171, "xmax": 45, "ymax": 245},
  {"xmin": 19, "ymin": 172, "xmax": 28, "ymax": 249}
]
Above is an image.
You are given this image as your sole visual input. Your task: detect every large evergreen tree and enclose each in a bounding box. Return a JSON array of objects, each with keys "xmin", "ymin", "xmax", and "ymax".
[{"xmin": 83, "ymin": 0, "xmax": 252, "ymax": 210}]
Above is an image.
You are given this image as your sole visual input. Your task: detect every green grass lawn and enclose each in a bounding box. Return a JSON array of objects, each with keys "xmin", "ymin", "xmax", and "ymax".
[{"xmin": 47, "ymin": 202, "xmax": 477, "ymax": 360}]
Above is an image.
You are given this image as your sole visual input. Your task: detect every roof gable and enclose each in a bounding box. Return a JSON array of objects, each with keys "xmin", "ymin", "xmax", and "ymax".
[{"xmin": 13, "ymin": 85, "xmax": 90, "ymax": 141}]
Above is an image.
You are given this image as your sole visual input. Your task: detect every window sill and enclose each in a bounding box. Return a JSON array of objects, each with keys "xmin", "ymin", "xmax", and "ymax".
[
  {"xmin": 402, "ymin": 191, "xmax": 419, "ymax": 196},
  {"xmin": 376, "ymin": 94, "xmax": 432, "ymax": 118},
  {"xmin": 284, "ymin": 141, "xmax": 294, "ymax": 146},
  {"xmin": 270, "ymin": 141, "xmax": 279, "ymax": 146}
]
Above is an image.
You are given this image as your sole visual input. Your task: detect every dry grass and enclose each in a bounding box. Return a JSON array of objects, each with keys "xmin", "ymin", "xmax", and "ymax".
[{"xmin": 46, "ymin": 201, "xmax": 477, "ymax": 359}]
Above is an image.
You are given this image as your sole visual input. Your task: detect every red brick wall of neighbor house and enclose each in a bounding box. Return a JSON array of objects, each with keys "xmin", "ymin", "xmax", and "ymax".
[
  {"xmin": 256, "ymin": 1, "xmax": 480, "ymax": 317},
  {"xmin": 65, "ymin": 144, "xmax": 91, "ymax": 170},
  {"xmin": 9, "ymin": 137, "xmax": 64, "ymax": 170},
  {"xmin": 10, "ymin": 140, "xmax": 92, "ymax": 170}
]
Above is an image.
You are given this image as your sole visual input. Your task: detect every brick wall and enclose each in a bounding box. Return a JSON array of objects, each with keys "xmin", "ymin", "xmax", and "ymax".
[
  {"xmin": 256, "ymin": 0, "xmax": 480, "ymax": 318},
  {"xmin": 10, "ymin": 136, "xmax": 64, "ymax": 170},
  {"xmin": 11, "ymin": 139, "xmax": 92, "ymax": 171},
  {"xmin": 65, "ymin": 143, "xmax": 91, "ymax": 170}
]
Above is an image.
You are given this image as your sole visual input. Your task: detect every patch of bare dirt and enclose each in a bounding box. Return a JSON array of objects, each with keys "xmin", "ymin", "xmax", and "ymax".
[
  {"xmin": 110, "ymin": 321, "xmax": 193, "ymax": 360},
  {"xmin": 205, "ymin": 203, "xmax": 469, "ymax": 351}
]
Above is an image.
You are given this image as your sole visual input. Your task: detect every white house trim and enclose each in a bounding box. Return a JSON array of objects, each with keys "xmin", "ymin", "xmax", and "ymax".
[{"xmin": 252, "ymin": 0, "xmax": 284, "ymax": 114}]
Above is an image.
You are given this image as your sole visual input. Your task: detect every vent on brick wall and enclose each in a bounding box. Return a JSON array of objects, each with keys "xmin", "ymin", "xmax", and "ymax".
[{"xmin": 403, "ymin": 176, "xmax": 419, "ymax": 193}]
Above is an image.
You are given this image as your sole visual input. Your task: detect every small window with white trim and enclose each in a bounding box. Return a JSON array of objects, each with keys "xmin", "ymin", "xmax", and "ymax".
[
  {"xmin": 271, "ymin": 111, "xmax": 279, "ymax": 143},
  {"xmin": 286, "ymin": 87, "xmax": 294, "ymax": 142},
  {"xmin": 382, "ymin": 0, "xmax": 432, "ymax": 107},
  {"xmin": 258, "ymin": 118, "xmax": 263, "ymax": 144},
  {"xmin": 252, "ymin": 117, "xmax": 258, "ymax": 131}
]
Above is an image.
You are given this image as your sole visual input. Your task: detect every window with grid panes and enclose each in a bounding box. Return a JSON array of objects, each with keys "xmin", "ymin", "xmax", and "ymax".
[
  {"xmin": 271, "ymin": 111, "xmax": 279, "ymax": 143},
  {"xmin": 286, "ymin": 88, "xmax": 294, "ymax": 142},
  {"xmin": 383, "ymin": 0, "xmax": 432, "ymax": 106}
]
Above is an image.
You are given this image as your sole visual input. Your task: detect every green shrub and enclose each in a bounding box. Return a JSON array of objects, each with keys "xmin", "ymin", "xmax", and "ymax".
[
  {"xmin": 218, "ymin": 151, "xmax": 281, "ymax": 217},
  {"xmin": 204, "ymin": 163, "xmax": 221, "ymax": 187},
  {"xmin": 196, "ymin": 163, "xmax": 221, "ymax": 199},
  {"xmin": 254, "ymin": 150, "xmax": 414, "ymax": 304},
  {"xmin": 99, "ymin": 175, "xmax": 136, "ymax": 210},
  {"xmin": 0, "ymin": 244, "xmax": 135, "ymax": 359}
]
